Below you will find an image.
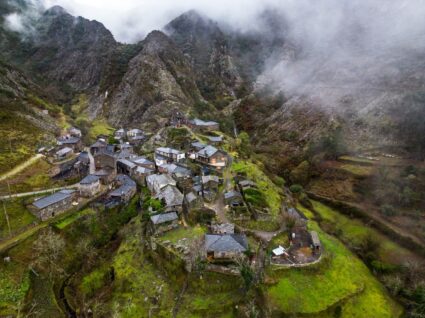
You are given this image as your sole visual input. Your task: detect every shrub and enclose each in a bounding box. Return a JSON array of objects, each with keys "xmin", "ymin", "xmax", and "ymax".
[{"xmin": 289, "ymin": 184, "xmax": 303, "ymax": 193}]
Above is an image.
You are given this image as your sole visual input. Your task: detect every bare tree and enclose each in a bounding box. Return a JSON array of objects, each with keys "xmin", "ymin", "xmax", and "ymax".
[{"xmin": 32, "ymin": 228, "xmax": 66, "ymax": 281}]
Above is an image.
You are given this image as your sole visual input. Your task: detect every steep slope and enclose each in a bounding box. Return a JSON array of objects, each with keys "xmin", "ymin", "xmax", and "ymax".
[
  {"xmin": 0, "ymin": 60, "xmax": 60, "ymax": 174},
  {"xmin": 97, "ymin": 30, "xmax": 204, "ymax": 130},
  {"xmin": 165, "ymin": 10, "xmax": 242, "ymax": 105}
]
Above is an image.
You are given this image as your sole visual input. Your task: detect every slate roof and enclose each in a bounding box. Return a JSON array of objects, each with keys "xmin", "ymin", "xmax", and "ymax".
[
  {"xmin": 146, "ymin": 174, "xmax": 176, "ymax": 192},
  {"xmin": 91, "ymin": 140, "xmax": 107, "ymax": 148},
  {"xmin": 197, "ymin": 145, "xmax": 219, "ymax": 158},
  {"xmin": 118, "ymin": 158, "xmax": 137, "ymax": 169},
  {"xmin": 115, "ymin": 174, "xmax": 137, "ymax": 187},
  {"xmin": 57, "ymin": 136, "xmax": 80, "ymax": 144},
  {"xmin": 185, "ymin": 192, "xmax": 197, "ymax": 203},
  {"xmin": 136, "ymin": 166, "xmax": 154, "ymax": 174},
  {"xmin": 33, "ymin": 190, "xmax": 75, "ymax": 209},
  {"xmin": 202, "ymin": 175, "xmax": 219, "ymax": 184},
  {"xmin": 80, "ymin": 174, "xmax": 100, "ymax": 185},
  {"xmin": 131, "ymin": 157, "xmax": 154, "ymax": 166},
  {"xmin": 205, "ymin": 234, "xmax": 248, "ymax": 253},
  {"xmin": 239, "ymin": 180, "xmax": 256, "ymax": 188},
  {"xmin": 288, "ymin": 207, "xmax": 308, "ymax": 220},
  {"xmin": 155, "ymin": 185, "xmax": 184, "ymax": 207},
  {"xmin": 159, "ymin": 163, "xmax": 178, "ymax": 173},
  {"xmin": 311, "ymin": 231, "xmax": 321, "ymax": 247},
  {"xmin": 151, "ymin": 212, "xmax": 178, "ymax": 225},
  {"xmin": 109, "ymin": 185, "xmax": 135, "ymax": 197},
  {"xmin": 173, "ymin": 166, "xmax": 192, "ymax": 178},
  {"xmin": 191, "ymin": 141, "xmax": 207, "ymax": 149},
  {"xmin": 56, "ymin": 147, "xmax": 73, "ymax": 156},
  {"xmin": 224, "ymin": 190, "xmax": 242, "ymax": 200},
  {"xmin": 156, "ymin": 147, "xmax": 183, "ymax": 155}
]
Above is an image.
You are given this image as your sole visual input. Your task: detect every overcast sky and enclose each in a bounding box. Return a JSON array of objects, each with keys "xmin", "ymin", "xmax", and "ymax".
[{"xmin": 37, "ymin": 0, "xmax": 280, "ymax": 42}]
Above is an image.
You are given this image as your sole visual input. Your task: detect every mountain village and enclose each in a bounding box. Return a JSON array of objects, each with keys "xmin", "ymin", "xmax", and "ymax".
[{"xmin": 1, "ymin": 112, "xmax": 322, "ymax": 283}]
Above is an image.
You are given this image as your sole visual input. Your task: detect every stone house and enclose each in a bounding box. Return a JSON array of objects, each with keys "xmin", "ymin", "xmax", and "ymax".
[
  {"xmin": 224, "ymin": 191, "xmax": 244, "ymax": 207},
  {"xmin": 55, "ymin": 147, "xmax": 73, "ymax": 161},
  {"xmin": 155, "ymin": 185, "xmax": 184, "ymax": 212},
  {"xmin": 30, "ymin": 190, "xmax": 76, "ymax": 221},
  {"xmin": 79, "ymin": 174, "xmax": 101, "ymax": 197},
  {"xmin": 131, "ymin": 157, "xmax": 155, "ymax": 170},
  {"xmin": 155, "ymin": 147, "xmax": 185, "ymax": 163},
  {"xmin": 195, "ymin": 146, "xmax": 228, "ymax": 170},
  {"xmin": 205, "ymin": 234, "xmax": 248, "ymax": 261},
  {"xmin": 68, "ymin": 127, "xmax": 82, "ymax": 138},
  {"xmin": 146, "ymin": 174, "xmax": 176, "ymax": 194},
  {"xmin": 57, "ymin": 136, "xmax": 82, "ymax": 152},
  {"xmin": 90, "ymin": 140, "xmax": 107, "ymax": 155},
  {"xmin": 134, "ymin": 166, "xmax": 155, "ymax": 186},
  {"xmin": 117, "ymin": 158, "xmax": 137, "ymax": 177},
  {"xmin": 149, "ymin": 212, "xmax": 179, "ymax": 235},
  {"xmin": 108, "ymin": 174, "xmax": 137, "ymax": 203},
  {"xmin": 184, "ymin": 192, "xmax": 203, "ymax": 211},
  {"xmin": 188, "ymin": 118, "xmax": 219, "ymax": 131}
]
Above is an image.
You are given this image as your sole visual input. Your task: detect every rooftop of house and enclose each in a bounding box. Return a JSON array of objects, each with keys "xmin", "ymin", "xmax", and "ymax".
[
  {"xmin": 205, "ymin": 234, "xmax": 248, "ymax": 253},
  {"xmin": 56, "ymin": 147, "xmax": 73, "ymax": 156},
  {"xmin": 109, "ymin": 185, "xmax": 135, "ymax": 197},
  {"xmin": 239, "ymin": 180, "xmax": 256, "ymax": 187},
  {"xmin": 117, "ymin": 158, "xmax": 137, "ymax": 169},
  {"xmin": 115, "ymin": 174, "xmax": 137, "ymax": 187},
  {"xmin": 197, "ymin": 145, "xmax": 219, "ymax": 158},
  {"xmin": 311, "ymin": 231, "xmax": 321, "ymax": 246},
  {"xmin": 136, "ymin": 166, "xmax": 154, "ymax": 174},
  {"xmin": 155, "ymin": 185, "xmax": 184, "ymax": 207},
  {"xmin": 131, "ymin": 157, "xmax": 154, "ymax": 165},
  {"xmin": 192, "ymin": 141, "xmax": 207, "ymax": 149},
  {"xmin": 288, "ymin": 207, "xmax": 308, "ymax": 220},
  {"xmin": 150, "ymin": 212, "xmax": 178, "ymax": 225},
  {"xmin": 159, "ymin": 163, "xmax": 178, "ymax": 173},
  {"xmin": 156, "ymin": 147, "xmax": 184, "ymax": 155},
  {"xmin": 224, "ymin": 190, "xmax": 242, "ymax": 200},
  {"xmin": 80, "ymin": 174, "xmax": 100, "ymax": 185},
  {"xmin": 91, "ymin": 140, "xmax": 107, "ymax": 148},
  {"xmin": 147, "ymin": 174, "xmax": 176, "ymax": 189},
  {"xmin": 32, "ymin": 190, "xmax": 75, "ymax": 209},
  {"xmin": 57, "ymin": 136, "xmax": 81, "ymax": 144},
  {"xmin": 202, "ymin": 175, "xmax": 219, "ymax": 184},
  {"xmin": 272, "ymin": 245, "xmax": 286, "ymax": 256},
  {"xmin": 185, "ymin": 192, "xmax": 198, "ymax": 203}
]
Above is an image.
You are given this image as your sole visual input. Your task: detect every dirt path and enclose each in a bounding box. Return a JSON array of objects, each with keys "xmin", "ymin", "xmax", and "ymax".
[
  {"xmin": 0, "ymin": 154, "xmax": 44, "ymax": 182},
  {"xmin": 0, "ymin": 184, "xmax": 79, "ymax": 200},
  {"xmin": 85, "ymin": 147, "xmax": 96, "ymax": 174}
]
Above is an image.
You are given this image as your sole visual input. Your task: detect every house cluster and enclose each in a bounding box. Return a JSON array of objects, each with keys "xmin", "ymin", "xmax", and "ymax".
[
  {"xmin": 271, "ymin": 207, "xmax": 322, "ymax": 265},
  {"xmin": 114, "ymin": 128, "xmax": 146, "ymax": 144},
  {"xmin": 54, "ymin": 127, "xmax": 83, "ymax": 161}
]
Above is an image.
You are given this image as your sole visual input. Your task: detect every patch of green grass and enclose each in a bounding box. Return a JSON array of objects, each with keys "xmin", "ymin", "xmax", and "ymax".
[
  {"xmin": 339, "ymin": 164, "xmax": 373, "ymax": 177},
  {"xmin": 53, "ymin": 208, "xmax": 96, "ymax": 230},
  {"xmin": 235, "ymin": 219, "xmax": 280, "ymax": 232},
  {"xmin": 0, "ymin": 110, "xmax": 43, "ymax": 175},
  {"xmin": 0, "ymin": 267, "xmax": 30, "ymax": 315},
  {"xmin": 0, "ymin": 197, "xmax": 37, "ymax": 239},
  {"xmin": 159, "ymin": 225, "xmax": 206, "ymax": 244},
  {"xmin": 339, "ymin": 156, "xmax": 376, "ymax": 165},
  {"xmin": 232, "ymin": 160, "xmax": 282, "ymax": 217},
  {"xmin": 177, "ymin": 272, "xmax": 244, "ymax": 318},
  {"xmin": 310, "ymin": 200, "xmax": 415, "ymax": 264},
  {"xmin": 268, "ymin": 232, "xmax": 290, "ymax": 251},
  {"xmin": 108, "ymin": 217, "xmax": 177, "ymax": 317},
  {"xmin": 89, "ymin": 120, "xmax": 114, "ymax": 142},
  {"xmin": 266, "ymin": 221, "xmax": 402, "ymax": 317}
]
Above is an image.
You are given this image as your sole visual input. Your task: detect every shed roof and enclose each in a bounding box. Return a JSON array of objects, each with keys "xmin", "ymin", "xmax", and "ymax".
[
  {"xmin": 205, "ymin": 234, "xmax": 248, "ymax": 253},
  {"xmin": 33, "ymin": 190, "xmax": 75, "ymax": 209},
  {"xmin": 80, "ymin": 174, "xmax": 100, "ymax": 185},
  {"xmin": 56, "ymin": 147, "xmax": 73, "ymax": 156},
  {"xmin": 197, "ymin": 145, "xmax": 218, "ymax": 158},
  {"xmin": 150, "ymin": 212, "xmax": 178, "ymax": 225},
  {"xmin": 310, "ymin": 231, "xmax": 321, "ymax": 246}
]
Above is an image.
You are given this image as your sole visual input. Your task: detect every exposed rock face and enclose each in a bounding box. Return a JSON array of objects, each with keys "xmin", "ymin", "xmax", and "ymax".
[
  {"xmin": 25, "ymin": 6, "xmax": 117, "ymax": 91},
  {"xmin": 165, "ymin": 10, "xmax": 242, "ymax": 102},
  {"xmin": 102, "ymin": 31, "xmax": 203, "ymax": 129}
]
